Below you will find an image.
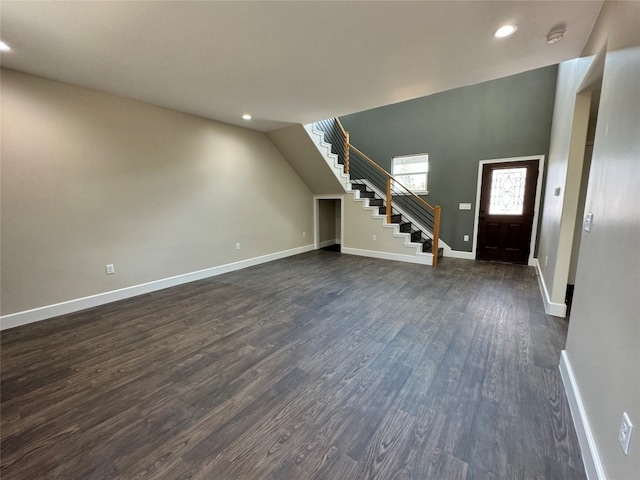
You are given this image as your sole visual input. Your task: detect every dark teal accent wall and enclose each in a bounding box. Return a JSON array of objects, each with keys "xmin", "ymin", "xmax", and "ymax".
[{"xmin": 340, "ymin": 65, "xmax": 558, "ymax": 252}]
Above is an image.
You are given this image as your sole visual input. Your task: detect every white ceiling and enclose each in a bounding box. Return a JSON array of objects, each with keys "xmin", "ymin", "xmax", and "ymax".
[{"xmin": 0, "ymin": 1, "xmax": 603, "ymax": 132}]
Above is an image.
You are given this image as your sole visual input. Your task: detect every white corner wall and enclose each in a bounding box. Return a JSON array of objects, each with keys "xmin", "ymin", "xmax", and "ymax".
[
  {"xmin": 536, "ymin": 57, "xmax": 593, "ymax": 316},
  {"xmin": 533, "ymin": 4, "xmax": 640, "ymax": 478},
  {"xmin": 563, "ymin": 43, "xmax": 640, "ymax": 480},
  {"xmin": 1, "ymin": 69, "xmax": 314, "ymax": 327}
]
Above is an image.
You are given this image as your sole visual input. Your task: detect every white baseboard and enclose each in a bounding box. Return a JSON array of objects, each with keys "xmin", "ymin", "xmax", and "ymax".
[
  {"xmin": 0, "ymin": 244, "xmax": 315, "ymax": 331},
  {"xmin": 443, "ymin": 249, "xmax": 475, "ymax": 260},
  {"xmin": 559, "ymin": 351, "xmax": 606, "ymax": 480},
  {"xmin": 534, "ymin": 259, "xmax": 567, "ymax": 317},
  {"xmin": 318, "ymin": 239, "xmax": 339, "ymax": 248},
  {"xmin": 342, "ymin": 246, "xmax": 432, "ymax": 265}
]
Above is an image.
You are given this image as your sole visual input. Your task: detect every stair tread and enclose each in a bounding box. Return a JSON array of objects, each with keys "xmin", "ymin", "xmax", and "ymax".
[{"xmin": 314, "ymin": 121, "xmax": 444, "ymax": 263}]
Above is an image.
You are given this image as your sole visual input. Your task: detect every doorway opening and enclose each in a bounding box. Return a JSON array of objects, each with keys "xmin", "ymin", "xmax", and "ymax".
[
  {"xmin": 565, "ymin": 73, "xmax": 603, "ymax": 315},
  {"xmin": 472, "ymin": 156, "xmax": 545, "ymax": 265},
  {"xmin": 315, "ymin": 197, "xmax": 343, "ymax": 253}
]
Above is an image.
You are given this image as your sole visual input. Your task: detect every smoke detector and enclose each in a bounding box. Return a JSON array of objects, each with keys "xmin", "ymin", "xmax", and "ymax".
[{"xmin": 546, "ymin": 25, "xmax": 566, "ymax": 44}]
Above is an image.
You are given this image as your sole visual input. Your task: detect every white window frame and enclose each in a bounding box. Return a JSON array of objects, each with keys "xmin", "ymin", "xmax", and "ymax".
[{"xmin": 391, "ymin": 153, "xmax": 429, "ymax": 195}]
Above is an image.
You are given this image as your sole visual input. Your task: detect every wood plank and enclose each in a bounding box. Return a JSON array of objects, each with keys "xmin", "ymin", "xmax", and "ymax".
[{"xmin": 0, "ymin": 252, "xmax": 586, "ymax": 480}]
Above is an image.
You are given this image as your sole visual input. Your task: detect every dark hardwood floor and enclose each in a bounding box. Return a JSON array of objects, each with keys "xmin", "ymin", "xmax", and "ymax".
[{"xmin": 1, "ymin": 251, "xmax": 586, "ymax": 479}]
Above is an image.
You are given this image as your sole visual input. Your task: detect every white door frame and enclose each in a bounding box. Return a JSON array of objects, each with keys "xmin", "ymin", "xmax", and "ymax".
[
  {"xmin": 471, "ymin": 155, "xmax": 545, "ymax": 266},
  {"xmin": 313, "ymin": 195, "xmax": 345, "ymax": 250}
]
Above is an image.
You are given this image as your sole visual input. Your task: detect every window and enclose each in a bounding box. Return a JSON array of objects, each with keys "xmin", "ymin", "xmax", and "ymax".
[
  {"xmin": 488, "ymin": 167, "xmax": 527, "ymax": 215},
  {"xmin": 391, "ymin": 154, "xmax": 429, "ymax": 194}
]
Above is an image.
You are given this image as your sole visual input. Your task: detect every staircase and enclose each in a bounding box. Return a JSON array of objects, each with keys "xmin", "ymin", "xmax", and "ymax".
[
  {"xmin": 350, "ymin": 182, "xmax": 443, "ymax": 258},
  {"xmin": 311, "ymin": 118, "xmax": 443, "ymax": 264}
]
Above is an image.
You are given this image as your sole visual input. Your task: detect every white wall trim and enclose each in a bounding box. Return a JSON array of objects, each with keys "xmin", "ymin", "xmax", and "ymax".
[
  {"xmin": 559, "ymin": 351, "xmax": 607, "ymax": 480},
  {"xmin": 0, "ymin": 244, "xmax": 315, "ymax": 331},
  {"xmin": 472, "ymin": 155, "xmax": 545, "ymax": 264},
  {"xmin": 534, "ymin": 258, "xmax": 567, "ymax": 317},
  {"xmin": 314, "ymin": 195, "xmax": 344, "ymax": 251},
  {"xmin": 318, "ymin": 239, "xmax": 339, "ymax": 248},
  {"xmin": 444, "ymin": 249, "xmax": 475, "ymax": 260},
  {"xmin": 342, "ymin": 247, "xmax": 432, "ymax": 265}
]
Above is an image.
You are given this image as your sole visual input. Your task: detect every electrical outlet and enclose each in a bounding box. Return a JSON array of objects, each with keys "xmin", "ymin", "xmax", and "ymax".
[
  {"xmin": 619, "ymin": 412, "xmax": 633, "ymax": 455},
  {"xmin": 303, "ymin": 231, "xmax": 306, "ymax": 238},
  {"xmin": 545, "ymin": 256, "xmax": 549, "ymax": 267},
  {"xmin": 372, "ymin": 235, "xmax": 376, "ymax": 241},
  {"xmin": 235, "ymin": 242, "xmax": 241, "ymax": 250},
  {"xmin": 464, "ymin": 235, "xmax": 469, "ymax": 242},
  {"xmin": 105, "ymin": 264, "xmax": 115, "ymax": 275}
]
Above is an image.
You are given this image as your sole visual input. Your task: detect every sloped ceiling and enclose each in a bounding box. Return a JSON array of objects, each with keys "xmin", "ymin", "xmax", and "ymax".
[{"xmin": 0, "ymin": 1, "xmax": 603, "ymax": 131}]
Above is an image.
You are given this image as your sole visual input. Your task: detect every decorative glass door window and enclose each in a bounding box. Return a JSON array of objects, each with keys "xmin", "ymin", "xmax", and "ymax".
[
  {"xmin": 391, "ymin": 154, "xmax": 429, "ymax": 194},
  {"xmin": 489, "ymin": 167, "xmax": 527, "ymax": 215}
]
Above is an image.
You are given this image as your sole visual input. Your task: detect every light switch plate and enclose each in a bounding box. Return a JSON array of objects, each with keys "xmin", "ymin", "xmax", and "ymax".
[
  {"xmin": 459, "ymin": 203, "xmax": 472, "ymax": 210},
  {"xmin": 619, "ymin": 412, "xmax": 633, "ymax": 455},
  {"xmin": 584, "ymin": 213, "xmax": 593, "ymax": 232}
]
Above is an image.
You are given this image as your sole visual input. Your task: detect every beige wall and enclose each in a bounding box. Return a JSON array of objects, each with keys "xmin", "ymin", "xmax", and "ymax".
[
  {"xmin": 565, "ymin": 42, "xmax": 640, "ymax": 480},
  {"xmin": 581, "ymin": 0, "xmax": 640, "ymax": 57},
  {"xmin": 267, "ymin": 124, "xmax": 346, "ymax": 194},
  {"xmin": 1, "ymin": 69, "xmax": 313, "ymax": 316},
  {"xmin": 343, "ymin": 194, "xmax": 418, "ymax": 256}
]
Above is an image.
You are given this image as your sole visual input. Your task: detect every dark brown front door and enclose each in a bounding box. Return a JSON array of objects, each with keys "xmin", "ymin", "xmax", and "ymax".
[{"xmin": 477, "ymin": 160, "xmax": 539, "ymax": 264}]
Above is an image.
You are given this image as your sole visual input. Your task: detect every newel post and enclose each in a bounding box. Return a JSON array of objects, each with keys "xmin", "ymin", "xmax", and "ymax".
[
  {"xmin": 344, "ymin": 131, "xmax": 350, "ymax": 175},
  {"xmin": 432, "ymin": 206, "xmax": 441, "ymax": 266},
  {"xmin": 386, "ymin": 178, "xmax": 392, "ymax": 224}
]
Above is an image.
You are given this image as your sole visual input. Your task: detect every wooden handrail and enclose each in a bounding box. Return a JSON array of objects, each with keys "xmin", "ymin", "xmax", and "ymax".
[
  {"xmin": 329, "ymin": 118, "xmax": 441, "ymax": 265},
  {"xmin": 335, "ymin": 117, "xmax": 348, "ymax": 137},
  {"xmin": 349, "ymin": 144, "xmax": 436, "ymax": 213},
  {"xmin": 349, "ymin": 144, "xmax": 396, "ymax": 178},
  {"xmin": 390, "ymin": 178, "xmax": 437, "ymax": 212}
]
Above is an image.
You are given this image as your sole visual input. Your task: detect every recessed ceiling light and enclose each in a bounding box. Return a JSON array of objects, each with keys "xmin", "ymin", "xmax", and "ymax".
[
  {"xmin": 0, "ymin": 41, "xmax": 11, "ymax": 52},
  {"xmin": 242, "ymin": 114, "xmax": 252, "ymax": 121},
  {"xmin": 494, "ymin": 25, "xmax": 518, "ymax": 38}
]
